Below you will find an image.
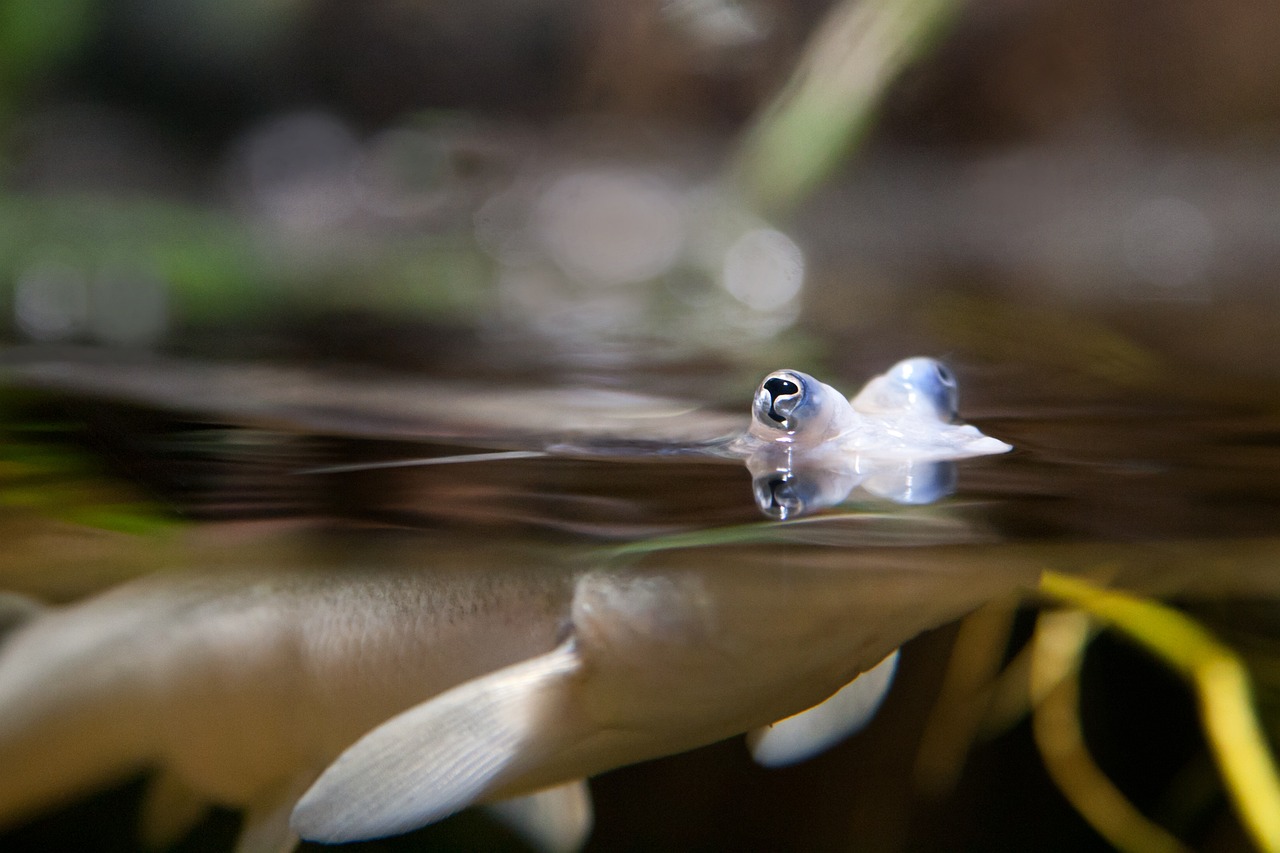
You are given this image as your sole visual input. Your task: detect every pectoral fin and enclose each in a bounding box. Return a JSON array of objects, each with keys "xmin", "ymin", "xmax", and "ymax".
[
  {"xmin": 291, "ymin": 640, "xmax": 583, "ymax": 844},
  {"xmin": 748, "ymin": 649, "xmax": 899, "ymax": 768},
  {"xmin": 485, "ymin": 779, "xmax": 593, "ymax": 853}
]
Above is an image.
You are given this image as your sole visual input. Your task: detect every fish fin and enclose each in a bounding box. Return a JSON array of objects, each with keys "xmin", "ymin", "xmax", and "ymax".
[
  {"xmin": 485, "ymin": 779, "xmax": 593, "ymax": 853},
  {"xmin": 138, "ymin": 770, "xmax": 211, "ymax": 850},
  {"xmin": 235, "ymin": 777, "xmax": 311, "ymax": 853},
  {"xmin": 748, "ymin": 649, "xmax": 900, "ymax": 768},
  {"xmin": 291, "ymin": 640, "xmax": 583, "ymax": 844},
  {"xmin": 0, "ymin": 592, "xmax": 45, "ymax": 642}
]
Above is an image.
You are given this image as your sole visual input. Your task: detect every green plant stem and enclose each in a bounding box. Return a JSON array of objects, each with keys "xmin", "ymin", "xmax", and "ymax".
[{"xmin": 732, "ymin": 0, "xmax": 963, "ymax": 215}]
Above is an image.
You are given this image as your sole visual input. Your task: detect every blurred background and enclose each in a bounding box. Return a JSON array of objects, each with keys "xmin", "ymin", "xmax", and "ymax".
[
  {"xmin": 3, "ymin": 0, "xmax": 1280, "ymax": 851},
  {"xmin": 3, "ymin": 0, "xmax": 1279, "ymax": 380}
]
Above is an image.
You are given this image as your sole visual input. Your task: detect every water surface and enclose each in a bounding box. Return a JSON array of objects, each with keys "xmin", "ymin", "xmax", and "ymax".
[{"xmin": 0, "ymin": 297, "xmax": 1278, "ymax": 853}]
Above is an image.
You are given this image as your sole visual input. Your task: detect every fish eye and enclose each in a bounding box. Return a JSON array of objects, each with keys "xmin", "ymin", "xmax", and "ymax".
[
  {"xmin": 922, "ymin": 360, "xmax": 960, "ymax": 420},
  {"xmin": 851, "ymin": 357, "xmax": 961, "ymax": 421},
  {"xmin": 753, "ymin": 370, "xmax": 809, "ymax": 432},
  {"xmin": 762, "ymin": 377, "xmax": 799, "ymax": 424},
  {"xmin": 751, "ymin": 369, "xmax": 855, "ymax": 444},
  {"xmin": 899, "ymin": 357, "xmax": 959, "ymax": 420}
]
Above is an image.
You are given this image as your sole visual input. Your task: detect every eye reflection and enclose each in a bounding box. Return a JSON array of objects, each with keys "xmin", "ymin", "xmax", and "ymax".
[{"xmin": 754, "ymin": 472, "xmax": 806, "ymax": 520}]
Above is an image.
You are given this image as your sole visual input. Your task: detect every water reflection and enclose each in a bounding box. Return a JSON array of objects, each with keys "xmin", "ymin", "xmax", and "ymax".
[
  {"xmin": 737, "ymin": 357, "xmax": 1004, "ymax": 518},
  {"xmin": 749, "ymin": 451, "xmax": 956, "ymax": 519}
]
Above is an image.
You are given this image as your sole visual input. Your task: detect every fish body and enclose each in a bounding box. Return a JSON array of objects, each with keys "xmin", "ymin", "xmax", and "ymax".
[
  {"xmin": 0, "ymin": 549, "xmax": 573, "ymax": 833},
  {"xmin": 290, "ymin": 544, "xmax": 1036, "ymax": 842},
  {"xmin": 0, "ymin": 539, "xmax": 1035, "ymax": 848},
  {"xmin": 0, "ymin": 352, "xmax": 1017, "ymax": 848}
]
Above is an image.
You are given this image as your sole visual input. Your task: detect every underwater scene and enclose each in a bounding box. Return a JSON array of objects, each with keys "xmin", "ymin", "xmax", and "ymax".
[{"xmin": 2, "ymin": 2, "xmax": 1280, "ymax": 851}]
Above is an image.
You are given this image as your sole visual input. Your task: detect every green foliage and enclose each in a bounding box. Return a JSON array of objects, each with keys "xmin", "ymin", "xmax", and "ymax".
[
  {"xmin": 0, "ymin": 0, "xmax": 98, "ymax": 117},
  {"xmin": 0, "ymin": 398, "xmax": 178, "ymax": 536},
  {"xmin": 733, "ymin": 0, "xmax": 963, "ymax": 215}
]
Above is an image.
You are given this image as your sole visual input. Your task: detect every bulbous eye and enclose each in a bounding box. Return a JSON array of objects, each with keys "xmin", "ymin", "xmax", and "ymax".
[
  {"xmin": 918, "ymin": 360, "xmax": 959, "ymax": 420},
  {"xmin": 761, "ymin": 376, "xmax": 800, "ymax": 425},
  {"xmin": 752, "ymin": 370, "xmax": 811, "ymax": 432},
  {"xmin": 751, "ymin": 369, "xmax": 856, "ymax": 445},
  {"xmin": 892, "ymin": 357, "xmax": 960, "ymax": 421}
]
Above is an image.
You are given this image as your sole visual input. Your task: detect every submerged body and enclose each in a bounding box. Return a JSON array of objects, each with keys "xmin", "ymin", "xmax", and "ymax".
[
  {"xmin": 0, "ymin": 534, "xmax": 1036, "ymax": 851},
  {"xmin": 0, "ymin": 549, "xmax": 573, "ymax": 843}
]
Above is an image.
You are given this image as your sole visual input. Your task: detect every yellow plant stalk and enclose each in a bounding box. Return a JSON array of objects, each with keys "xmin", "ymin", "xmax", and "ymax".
[
  {"xmin": 1031, "ymin": 609, "xmax": 1191, "ymax": 853},
  {"xmin": 1039, "ymin": 570, "xmax": 1280, "ymax": 853}
]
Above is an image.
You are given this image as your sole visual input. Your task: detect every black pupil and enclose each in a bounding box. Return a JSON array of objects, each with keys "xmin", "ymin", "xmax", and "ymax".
[{"xmin": 763, "ymin": 377, "xmax": 800, "ymax": 424}]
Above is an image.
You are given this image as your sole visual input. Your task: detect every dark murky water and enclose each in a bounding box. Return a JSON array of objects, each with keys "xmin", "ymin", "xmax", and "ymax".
[{"xmin": 0, "ymin": 292, "xmax": 1278, "ymax": 853}]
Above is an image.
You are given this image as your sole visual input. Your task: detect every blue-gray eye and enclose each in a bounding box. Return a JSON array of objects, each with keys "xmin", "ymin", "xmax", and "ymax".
[
  {"xmin": 897, "ymin": 357, "xmax": 959, "ymax": 421},
  {"xmin": 752, "ymin": 370, "xmax": 819, "ymax": 433}
]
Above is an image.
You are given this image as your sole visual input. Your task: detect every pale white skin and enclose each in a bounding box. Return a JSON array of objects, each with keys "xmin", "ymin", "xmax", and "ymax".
[
  {"xmin": 0, "ymin": 552, "xmax": 574, "ymax": 845},
  {"xmin": 742, "ymin": 358, "xmax": 1010, "ymax": 517},
  {"xmin": 743, "ymin": 357, "xmax": 1010, "ymax": 461}
]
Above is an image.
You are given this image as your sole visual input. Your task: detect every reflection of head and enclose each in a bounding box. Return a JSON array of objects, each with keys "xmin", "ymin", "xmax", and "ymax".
[
  {"xmin": 851, "ymin": 357, "xmax": 959, "ymax": 422},
  {"xmin": 749, "ymin": 454, "xmax": 957, "ymax": 519},
  {"xmin": 749, "ymin": 369, "xmax": 857, "ymax": 447}
]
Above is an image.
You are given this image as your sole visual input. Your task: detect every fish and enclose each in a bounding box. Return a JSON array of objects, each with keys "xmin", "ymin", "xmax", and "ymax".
[
  {"xmin": 738, "ymin": 358, "xmax": 1009, "ymax": 517},
  {"xmin": 0, "ymin": 347, "xmax": 1018, "ymax": 849},
  {"xmin": 0, "ymin": 533, "xmax": 1037, "ymax": 851},
  {"xmin": 0, "ymin": 348, "xmax": 1010, "ymax": 526},
  {"xmin": 740, "ymin": 358, "xmax": 1010, "ymax": 460}
]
